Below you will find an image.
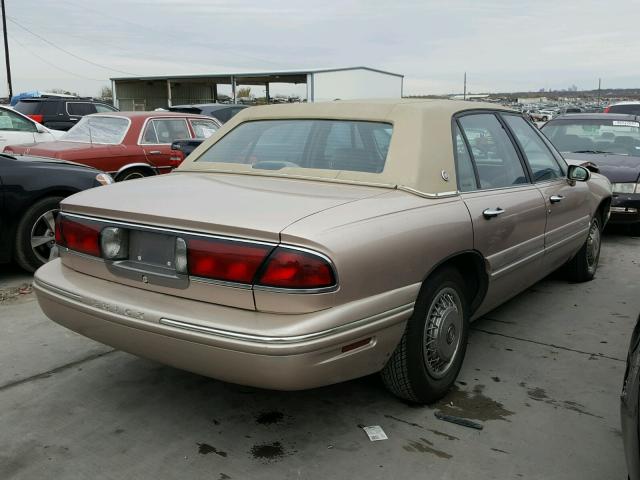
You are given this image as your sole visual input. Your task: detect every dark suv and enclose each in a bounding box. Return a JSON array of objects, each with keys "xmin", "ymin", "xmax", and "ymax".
[
  {"xmin": 14, "ymin": 97, "xmax": 119, "ymax": 131},
  {"xmin": 167, "ymin": 104, "xmax": 247, "ymax": 123}
]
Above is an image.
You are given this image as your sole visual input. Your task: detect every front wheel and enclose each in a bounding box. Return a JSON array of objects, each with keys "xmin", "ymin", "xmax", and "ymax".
[
  {"xmin": 381, "ymin": 268, "xmax": 469, "ymax": 404},
  {"xmin": 565, "ymin": 216, "xmax": 601, "ymax": 282}
]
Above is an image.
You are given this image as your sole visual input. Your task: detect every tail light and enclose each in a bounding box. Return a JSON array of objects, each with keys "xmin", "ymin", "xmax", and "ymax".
[
  {"xmin": 55, "ymin": 214, "xmax": 337, "ymax": 291},
  {"xmin": 186, "ymin": 238, "xmax": 273, "ymax": 284},
  {"xmin": 256, "ymin": 248, "xmax": 335, "ymax": 289},
  {"xmin": 27, "ymin": 114, "xmax": 44, "ymax": 124},
  {"xmin": 603, "ymin": 106, "xmax": 610, "ymax": 113},
  {"xmin": 55, "ymin": 216, "xmax": 101, "ymax": 257},
  {"xmin": 169, "ymin": 149, "xmax": 185, "ymax": 166},
  {"xmin": 185, "ymin": 240, "xmax": 336, "ymax": 289}
]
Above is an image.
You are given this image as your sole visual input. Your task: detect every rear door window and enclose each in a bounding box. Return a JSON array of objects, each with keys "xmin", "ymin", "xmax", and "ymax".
[
  {"xmin": 453, "ymin": 124, "xmax": 478, "ymax": 192},
  {"xmin": 458, "ymin": 113, "xmax": 528, "ymax": 189},
  {"xmin": 141, "ymin": 118, "xmax": 190, "ymax": 144}
]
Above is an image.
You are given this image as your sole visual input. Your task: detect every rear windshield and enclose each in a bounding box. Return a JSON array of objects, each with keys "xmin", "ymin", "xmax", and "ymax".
[
  {"xmin": 543, "ymin": 119, "xmax": 640, "ymax": 156},
  {"xmin": 62, "ymin": 116, "xmax": 129, "ymax": 144},
  {"xmin": 196, "ymin": 120, "xmax": 393, "ymax": 173},
  {"xmin": 608, "ymin": 104, "xmax": 640, "ymax": 115},
  {"xmin": 14, "ymin": 101, "xmax": 41, "ymax": 115}
]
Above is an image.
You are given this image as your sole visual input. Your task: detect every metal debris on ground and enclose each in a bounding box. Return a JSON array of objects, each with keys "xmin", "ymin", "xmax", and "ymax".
[
  {"xmin": 360, "ymin": 425, "xmax": 388, "ymax": 441},
  {"xmin": 434, "ymin": 411, "xmax": 484, "ymax": 430},
  {"xmin": 0, "ymin": 282, "xmax": 33, "ymax": 303}
]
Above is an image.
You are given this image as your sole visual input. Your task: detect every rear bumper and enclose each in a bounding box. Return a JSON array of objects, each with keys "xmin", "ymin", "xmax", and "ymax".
[{"xmin": 33, "ymin": 259, "xmax": 413, "ymax": 390}]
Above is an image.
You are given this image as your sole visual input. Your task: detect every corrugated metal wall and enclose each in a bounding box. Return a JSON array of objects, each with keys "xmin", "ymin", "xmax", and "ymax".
[
  {"xmin": 171, "ymin": 83, "xmax": 215, "ymax": 105},
  {"xmin": 115, "ymin": 81, "xmax": 216, "ymax": 111}
]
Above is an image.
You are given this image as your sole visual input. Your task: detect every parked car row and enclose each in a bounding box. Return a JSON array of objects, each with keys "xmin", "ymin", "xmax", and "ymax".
[{"xmin": 4, "ymin": 112, "xmax": 221, "ymax": 181}]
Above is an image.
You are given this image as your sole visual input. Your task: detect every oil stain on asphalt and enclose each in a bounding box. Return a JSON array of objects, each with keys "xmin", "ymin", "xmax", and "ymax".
[
  {"xmin": 522, "ymin": 383, "xmax": 603, "ymax": 419},
  {"xmin": 255, "ymin": 411, "xmax": 284, "ymax": 425},
  {"xmin": 435, "ymin": 385, "xmax": 514, "ymax": 422},
  {"xmin": 250, "ymin": 441, "xmax": 293, "ymax": 462},
  {"xmin": 402, "ymin": 438, "xmax": 452, "ymax": 459},
  {"xmin": 197, "ymin": 443, "xmax": 227, "ymax": 457}
]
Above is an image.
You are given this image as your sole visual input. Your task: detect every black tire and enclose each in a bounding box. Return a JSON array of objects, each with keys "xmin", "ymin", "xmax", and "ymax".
[
  {"xmin": 116, "ymin": 168, "xmax": 152, "ymax": 182},
  {"xmin": 565, "ymin": 216, "xmax": 601, "ymax": 282},
  {"xmin": 14, "ymin": 196, "xmax": 63, "ymax": 272},
  {"xmin": 381, "ymin": 267, "xmax": 469, "ymax": 404}
]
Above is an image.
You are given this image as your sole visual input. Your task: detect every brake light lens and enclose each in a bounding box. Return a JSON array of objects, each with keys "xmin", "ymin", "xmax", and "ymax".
[
  {"xmin": 27, "ymin": 114, "xmax": 44, "ymax": 124},
  {"xmin": 187, "ymin": 238, "xmax": 272, "ymax": 283},
  {"xmin": 256, "ymin": 248, "xmax": 335, "ymax": 289},
  {"xmin": 603, "ymin": 106, "xmax": 610, "ymax": 113},
  {"xmin": 56, "ymin": 216, "xmax": 101, "ymax": 257},
  {"xmin": 169, "ymin": 149, "xmax": 185, "ymax": 166}
]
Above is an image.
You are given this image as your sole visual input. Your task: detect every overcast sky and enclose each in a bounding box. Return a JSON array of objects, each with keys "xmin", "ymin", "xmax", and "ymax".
[{"xmin": 4, "ymin": 0, "xmax": 640, "ymax": 97}]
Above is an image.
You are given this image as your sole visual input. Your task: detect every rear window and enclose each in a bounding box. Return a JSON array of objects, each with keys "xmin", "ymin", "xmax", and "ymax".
[
  {"xmin": 196, "ymin": 120, "xmax": 392, "ymax": 173},
  {"xmin": 62, "ymin": 116, "xmax": 129, "ymax": 144},
  {"xmin": 14, "ymin": 101, "xmax": 41, "ymax": 115},
  {"xmin": 168, "ymin": 107, "xmax": 202, "ymax": 115},
  {"xmin": 608, "ymin": 104, "xmax": 640, "ymax": 115}
]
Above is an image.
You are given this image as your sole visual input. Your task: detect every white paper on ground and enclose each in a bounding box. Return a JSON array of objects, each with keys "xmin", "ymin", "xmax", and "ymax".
[{"xmin": 362, "ymin": 425, "xmax": 388, "ymax": 441}]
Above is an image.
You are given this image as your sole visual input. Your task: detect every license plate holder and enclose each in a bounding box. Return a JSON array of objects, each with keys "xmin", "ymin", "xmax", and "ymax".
[{"xmin": 128, "ymin": 230, "xmax": 177, "ymax": 270}]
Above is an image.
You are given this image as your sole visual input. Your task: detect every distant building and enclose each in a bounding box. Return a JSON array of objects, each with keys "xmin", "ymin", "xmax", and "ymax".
[
  {"xmin": 517, "ymin": 97, "xmax": 548, "ymax": 104},
  {"xmin": 110, "ymin": 67, "xmax": 404, "ymax": 111},
  {"xmin": 449, "ymin": 94, "xmax": 490, "ymax": 100}
]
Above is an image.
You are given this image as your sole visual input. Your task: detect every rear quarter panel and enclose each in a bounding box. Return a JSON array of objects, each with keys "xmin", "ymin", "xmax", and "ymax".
[{"xmin": 258, "ymin": 191, "xmax": 474, "ymax": 314}]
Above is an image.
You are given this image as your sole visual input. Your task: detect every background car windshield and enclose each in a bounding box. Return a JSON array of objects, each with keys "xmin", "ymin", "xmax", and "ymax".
[
  {"xmin": 196, "ymin": 120, "xmax": 392, "ymax": 173},
  {"xmin": 543, "ymin": 119, "xmax": 640, "ymax": 156},
  {"xmin": 62, "ymin": 116, "xmax": 129, "ymax": 144}
]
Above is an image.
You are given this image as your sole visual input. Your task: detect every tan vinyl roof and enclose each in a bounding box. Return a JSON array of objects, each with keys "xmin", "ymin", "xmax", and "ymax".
[{"xmin": 179, "ymin": 99, "xmax": 514, "ymax": 197}]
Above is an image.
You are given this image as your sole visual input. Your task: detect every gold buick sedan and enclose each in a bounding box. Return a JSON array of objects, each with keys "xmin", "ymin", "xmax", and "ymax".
[{"xmin": 33, "ymin": 100, "xmax": 612, "ymax": 403}]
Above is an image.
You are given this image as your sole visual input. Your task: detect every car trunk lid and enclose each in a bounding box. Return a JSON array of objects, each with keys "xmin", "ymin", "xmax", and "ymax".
[
  {"xmin": 58, "ymin": 172, "xmax": 388, "ymax": 310},
  {"xmin": 62, "ymin": 171, "xmax": 387, "ymax": 241}
]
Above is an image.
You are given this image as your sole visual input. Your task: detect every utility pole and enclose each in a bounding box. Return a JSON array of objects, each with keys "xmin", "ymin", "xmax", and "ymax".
[
  {"xmin": 597, "ymin": 78, "xmax": 601, "ymax": 105},
  {"xmin": 463, "ymin": 72, "xmax": 467, "ymax": 100},
  {"xmin": 1, "ymin": 0, "xmax": 11, "ymax": 100}
]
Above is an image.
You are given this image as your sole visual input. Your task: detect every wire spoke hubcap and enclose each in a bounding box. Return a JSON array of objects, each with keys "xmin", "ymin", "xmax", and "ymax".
[
  {"xmin": 30, "ymin": 208, "xmax": 59, "ymax": 265},
  {"xmin": 423, "ymin": 287, "xmax": 463, "ymax": 379}
]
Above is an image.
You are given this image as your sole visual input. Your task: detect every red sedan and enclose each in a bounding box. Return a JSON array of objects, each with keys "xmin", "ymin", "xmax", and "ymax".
[{"xmin": 3, "ymin": 112, "xmax": 221, "ymax": 181}]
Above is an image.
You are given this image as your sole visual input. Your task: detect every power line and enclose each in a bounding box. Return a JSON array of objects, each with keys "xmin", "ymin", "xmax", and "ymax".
[
  {"xmin": 7, "ymin": 16, "xmax": 139, "ymax": 75},
  {"xmin": 58, "ymin": 0, "xmax": 290, "ymax": 68},
  {"xmin": 10, "ymin": 35, "xmax": 104, "ymax": 82}
]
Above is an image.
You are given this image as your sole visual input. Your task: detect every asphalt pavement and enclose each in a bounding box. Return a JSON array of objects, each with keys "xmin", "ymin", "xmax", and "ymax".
[{"xmin": 0, "ymin": 230, "xmax": 638, "ymax": 480}]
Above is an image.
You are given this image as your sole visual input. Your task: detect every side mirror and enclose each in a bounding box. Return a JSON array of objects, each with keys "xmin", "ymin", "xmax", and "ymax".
[
  {"xmin": 35, "ymin": 123, "xmax": 47, "ymax": 134},
  {"xmin": 568, "ymin": 165, "xmax": 590, "ymax": 182}
]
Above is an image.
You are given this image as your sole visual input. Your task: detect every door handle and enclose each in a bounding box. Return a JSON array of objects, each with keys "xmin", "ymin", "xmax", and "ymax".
[
  {"xmin": 550, "ymin": 195, "xmax": 564, "ymax": 203},
  {"xmin": 483, "ymin": 207, "xmax": 505, "ymax": 218},
  {"xmin": 148, "ymin": 150, "xmax": 162, "ymax": 155}
]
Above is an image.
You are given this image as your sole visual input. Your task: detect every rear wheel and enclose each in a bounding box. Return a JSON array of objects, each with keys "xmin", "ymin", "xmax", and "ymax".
[
  {"xmin": 381, "ymin": 268, "xmax": 469, "ymax": 404},
  {"xmin": 14, "ymin": 196, "xmax": 63, "ymax": 272},
  {"xmin": 116, "ymin": 168, "xmax": 152, "ymax": 182},
  {"xmin": 566, "ymin": 216, "xmax": 601, "ymax": 282}
]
